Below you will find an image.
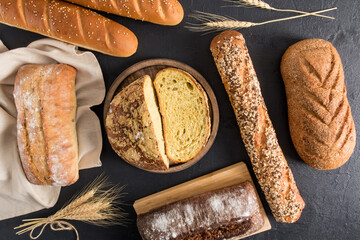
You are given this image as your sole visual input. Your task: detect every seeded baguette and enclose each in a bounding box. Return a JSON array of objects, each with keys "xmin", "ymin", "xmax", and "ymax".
[
  {"xmin": 0, "ymin": 0, "xmax": 138, "ymax": 57},
  {"xmin": 210, "ymin": 30, "xmax": 305, "ymax": 223},
  {"xmin": 65, "ymin": 0, "xmax": 184, "ymax": 26}
]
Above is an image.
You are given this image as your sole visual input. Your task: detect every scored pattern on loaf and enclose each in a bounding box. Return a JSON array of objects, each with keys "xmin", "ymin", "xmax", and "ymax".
[{"xmin": 282, "ymin": 39, "xmax": 356, "ymax": 170}]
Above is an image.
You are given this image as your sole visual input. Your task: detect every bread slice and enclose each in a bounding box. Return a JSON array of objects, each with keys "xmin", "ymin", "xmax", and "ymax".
[
  {"xmin": 105, "ymin": 75, "xmax": 169, "ymax": 170},
  {"xmin": 154, "ymin": 68, "xmax": 211, "ymax": 163}
]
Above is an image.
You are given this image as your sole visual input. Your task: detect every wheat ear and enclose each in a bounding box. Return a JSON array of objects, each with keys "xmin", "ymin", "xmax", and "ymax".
[
  {"xmin": 186, "ymin": 8, "xmax": 336, "ymax": 33},
  {"xmin": 224, "ymin": 0, "xmax": 335, "ymax": 19},
  {"xmin": 186, "ymin": 11, "xmax": 256, "ymax": 33},
  {"xmin": 14, "ymin": 175, "xmax": 127, "ymax": 240}
]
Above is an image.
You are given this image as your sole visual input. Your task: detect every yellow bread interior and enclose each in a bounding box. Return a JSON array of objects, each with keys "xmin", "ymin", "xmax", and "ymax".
[{"xmin": 154, "ymin": 68, "xmax": 211, "ymax": 163}]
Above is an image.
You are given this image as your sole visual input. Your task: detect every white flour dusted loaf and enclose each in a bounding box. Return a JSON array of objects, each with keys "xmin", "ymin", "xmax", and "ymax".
[
  {"xmin": 14, "ymin": 64, "xmax": 78, "ymax": 186},
  {"xmin": 137, "ymin": 181, "xmax": 264, "ymax": 240},
  {"xmin": 210, "ymin": 30, "xmax": 305, "ymax": 223}
]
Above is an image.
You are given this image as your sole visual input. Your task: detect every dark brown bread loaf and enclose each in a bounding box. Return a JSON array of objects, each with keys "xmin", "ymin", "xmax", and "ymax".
[
  {"xmin": 210, "ymin": 30, "xmax": 305, "ymax": 223},
  {"xmin": 281, "ymin": 39, "xmax": 356, "ymax": 170},
  {"xmin": 137, "ymin": 181, "xmax": 264, "ymax": 240},
  {"xmin": 0, "ymin": 0, "xmax": 138, "ymax": 57},
  {"xmin": 14, "ymin": 64, "xmax": 78, "ymax": 186}
]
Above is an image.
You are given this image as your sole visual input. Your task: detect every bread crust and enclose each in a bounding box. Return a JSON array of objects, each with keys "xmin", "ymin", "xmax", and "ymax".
[
  {"xmin": 0, "ymin": 0, "xmax": 138, "ymax": 57},
  {"xmin": 14, "ymin": 64, "xmax": 78, "ymax": 186},
  {"xmin": 137, "ymin": 181, "xmax": 264, "ymax": 240},
  {"xmin": 210, "ymin": 30, "xmax": 305, "ymax": 223},
  {"xmin": 281, "ymin": 39, "xmax": 356, "ymax": 170},
  {"xmin": 105, "ymin": 75, "xmax": 169, "ymax": 171},
  {"xmin": 66, "ymin": 0, "xmax": 184, "ymax": 26}
]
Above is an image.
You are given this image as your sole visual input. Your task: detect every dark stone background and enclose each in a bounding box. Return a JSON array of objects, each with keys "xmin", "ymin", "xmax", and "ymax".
[{"xmin": 0, "ymin": 0, "xmax": 359, "ymax": 239}]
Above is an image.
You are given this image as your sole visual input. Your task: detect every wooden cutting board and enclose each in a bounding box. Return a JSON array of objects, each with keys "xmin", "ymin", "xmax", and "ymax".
[{"xmin": 133, "ymin": 162, "xmax": 271, "ymax": 239}]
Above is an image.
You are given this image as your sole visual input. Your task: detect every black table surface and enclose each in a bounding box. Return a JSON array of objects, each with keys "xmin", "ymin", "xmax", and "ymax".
[{"xmin": 1, "ymin": 1, "xmax": 359, "ymax": 239}]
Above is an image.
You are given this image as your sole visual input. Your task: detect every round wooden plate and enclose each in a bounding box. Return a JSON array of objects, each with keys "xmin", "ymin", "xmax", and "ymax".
[{"xmin": 104, "ymin": 59, "xmax": 219, "ymax": 173}]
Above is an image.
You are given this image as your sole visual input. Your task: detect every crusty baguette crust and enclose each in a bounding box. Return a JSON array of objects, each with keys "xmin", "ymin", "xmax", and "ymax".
[
  {"xmin": 14, "ymin": 64, "xmax": 78, "ymax": 186},
  {"xmin": 210, "ymin": 30, "xmax": 305, "ymax": 223},
  {"xmin": 281, "ymin": 39, "xmax": 356, "ymax": 170},
  {"xmin": 66, "ymin": 0, "xmax": 184, "ymax": 26},
  {"xmin": 153, "ymin": 68, "xmax": 211, "ymax": 164},
  {"xmin": 105, "ymin": 75, "xmax": 169, "ymax": 171},
  {"xmin": 0, "ymin": 0, "xmax": 138, "ymax": 57}
]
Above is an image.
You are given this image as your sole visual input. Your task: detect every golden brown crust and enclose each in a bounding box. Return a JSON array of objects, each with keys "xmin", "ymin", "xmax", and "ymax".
[
  {"xmin": 211, "ymin": 30, "xmax": 305, "ymax": 223},
  {"xmin": 66, "ymin": 0, "xmax": 184, "ymax": 26},
  {"xmin": 0, "ymin": 0, "xmax": 138, "ymax": 57},
  {"xmin": 105, "ymin": 75, "xmax": 169, "ymax": 171},
  {"xmin": 281, "ymin": 39, "xmax": 356, "ymax": 170},
  {"xmin": 14, "ymin": 64, "xmax": 78, "ymax": 186}
]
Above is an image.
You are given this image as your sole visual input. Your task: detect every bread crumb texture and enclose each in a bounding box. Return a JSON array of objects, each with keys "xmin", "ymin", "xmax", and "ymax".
[{"xmin": 154, "ymin": 68, "xmax": 211, "ymax": 163}]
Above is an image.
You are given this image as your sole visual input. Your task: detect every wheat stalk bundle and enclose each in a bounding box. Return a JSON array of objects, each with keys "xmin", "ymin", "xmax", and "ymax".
[
  {"xmin": 224, "ymin": 0, "xmax": 335, "ymax": 19},
  {"xmin": 186, "ymin": 8, "xmax": 337, "ymax": 33},
  {"xmin": 14, "ymin": 175, "xmax": 127, "ymax": 240}
]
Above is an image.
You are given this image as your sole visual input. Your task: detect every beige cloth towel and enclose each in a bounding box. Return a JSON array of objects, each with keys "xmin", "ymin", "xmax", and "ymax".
[{"xmin": 0, "ymin": 39, "xmax": 105, "ymax": 220}]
